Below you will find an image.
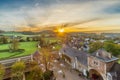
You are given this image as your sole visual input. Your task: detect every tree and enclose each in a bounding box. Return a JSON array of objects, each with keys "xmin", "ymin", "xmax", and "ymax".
[
  {"xmin": 27, "ymin": 61, "xmax": 43, "ymax": 80},
  {"xmin": 43, "ymin": 70, "xmax": 54, "ymax": 80},
  {"xmin": 38, "ymin": 37, "xmax": 53, "ymax": 71},
  {"xmin": 89, "ymin": 41, "xmax": 103, "ymax": 53},
  {"xmin": 38, "ymin": 37, "xmax": 45, "ymax": 47},
  {"xmin": 11, "ymin": 61, "xmax": 25, "ymax": 80},
  {"xmin": 103, "ymin": 42, "xmax": 114, "ymax": 53},
  {"xmin": 89, "ymin": 41, "xmax": 120, "ymax": 56},
  {"xmin": 40, "ymin": 48, "xmax": 52, "ymax": 71},
  {"xmin": 0, "ymin": 36, "xmax": 8, "ymax": 44},
  {"xmin": 103, "ymin": 42, "xmax": 120, "ymax": 56},
  {"xmin": 10, "ymin": 38, "xmax": 19, "ymax": 52},
  {"xmin": 36, "ymin": 36, "xmax": 54, "ymax": 72},
  {"xmin": 0, "ymin": 64, "xmax": 5, "ymax": 80},
  {"xmin": 26, "ymin": 37, "xmax": 30, "ymax": 41},
  {"xmin": 28, "ymin": 61, "xmax": 38, "ymax": 71}
]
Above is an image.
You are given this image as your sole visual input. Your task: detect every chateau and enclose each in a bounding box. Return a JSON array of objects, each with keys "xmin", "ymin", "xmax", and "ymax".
[{"xmin": 59, "ymin": 46, "xmax": 120, "ymax": 80}]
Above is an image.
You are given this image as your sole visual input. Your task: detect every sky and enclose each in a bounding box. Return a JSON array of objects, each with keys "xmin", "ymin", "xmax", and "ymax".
[{"xmin": 0, "ymin": 0, "xmax": 120, "ymax": 33}]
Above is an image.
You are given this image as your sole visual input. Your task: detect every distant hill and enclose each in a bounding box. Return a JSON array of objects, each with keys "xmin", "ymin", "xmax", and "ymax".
[
  {"xmin": 0, "ymin": 30, "xmax": 56, "ymax": 37},
  {"xmin": 19, "ymin": 31, "xmax": 35, "ymax": 35},
  {"xmin": 37, "ymin": 30, "xmax": 55, "ymax": 34},
  {"xmin": 0, "ymin": 30, "xmax": 4, "ymax": 33},
  {"xmin": 0, "ymin": 31, "xmax": 24, "ymax": 36}
]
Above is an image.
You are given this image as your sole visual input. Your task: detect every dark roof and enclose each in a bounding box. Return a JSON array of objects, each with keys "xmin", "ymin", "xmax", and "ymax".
[
  {"xmin": 60, "ymin": 46, "xmax": 89, "ymax": 66},
  {"xmin": 110, "ymin": 63, "xmax": 120, "ymax": 80},
  {"xmin": 92, "ymin": 49, "xmax": 118, "ymax": 62}
]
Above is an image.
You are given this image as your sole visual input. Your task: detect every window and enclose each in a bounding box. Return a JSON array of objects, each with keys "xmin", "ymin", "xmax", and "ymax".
[{"xmin": 93, "ymin": 60, "xmax": 99, "ymax": 66}]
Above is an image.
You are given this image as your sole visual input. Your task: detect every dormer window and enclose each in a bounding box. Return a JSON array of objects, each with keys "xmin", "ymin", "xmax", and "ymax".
[
  {"xmin": 94, "ymin": 61, "xmax": 98, "ymax": 65},
  {"xmin": 93, "ymin": 60, "xmax": 99, "ymax": 66}
]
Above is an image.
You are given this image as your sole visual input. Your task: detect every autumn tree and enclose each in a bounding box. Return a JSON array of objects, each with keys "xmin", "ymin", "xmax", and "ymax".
[
  {"xmin": 38, "ymin": 36, "xmax": 53, "ymax": 71},
  {"xmin": 40, "ymin": 48, "xmax": 52, "ymax": 71},
  {"xmin": 11, "ymin": 61, "xmax": 25, "ymax": 80},
  {"xmin": 0, "ymin": 64, "xmax": 5, "ymax": 80},
  {"xmin": 27, "ymin": 61, "xmax": 43, "ymax": 80}
]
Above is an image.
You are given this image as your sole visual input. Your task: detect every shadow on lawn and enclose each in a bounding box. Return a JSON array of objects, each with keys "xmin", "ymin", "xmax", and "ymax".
[
  {"xmin": 0, "ymin": 49, "xmax": 25, "ymax": 53},
  {"xmin": 0, "ymin": 49, "xmax": 25, "ymax": 57},
  {"xmin": 0, "ymin": 49, "xmax": 9, "ymax": 53}
]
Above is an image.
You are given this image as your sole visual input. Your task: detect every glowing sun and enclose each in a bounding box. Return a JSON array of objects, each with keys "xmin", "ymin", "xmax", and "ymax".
[{"xmin": 58, "ymin": 28, "xmax": 64, "ymax": 33}]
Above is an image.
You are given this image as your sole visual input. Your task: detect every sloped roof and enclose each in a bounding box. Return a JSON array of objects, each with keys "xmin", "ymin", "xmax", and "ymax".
[
  {"xmin": 60, "ymin": 46, "xmax": 89, "ymax": 66},
  {"xmin": 92, "ymin": 49, "xmax": 118, "ymax": 62}
]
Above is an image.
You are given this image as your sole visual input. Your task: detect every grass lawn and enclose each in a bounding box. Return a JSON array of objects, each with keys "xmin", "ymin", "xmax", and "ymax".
[
  {"xmin": 0, "ymin": 37, "xmax": 62, "ymax": 60},
  {"xmin": 45, "ymin": 37, "xmax": 62, "ymax": 50},
  {"xmin": 0, "ymin": 42, "xmax": 37, "ymax": 60}
]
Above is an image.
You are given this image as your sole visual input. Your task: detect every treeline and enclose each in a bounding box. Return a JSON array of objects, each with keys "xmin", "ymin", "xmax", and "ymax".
[{"xmin": 89, "ymin": 41, "xmax": 120, "ymax": 56}]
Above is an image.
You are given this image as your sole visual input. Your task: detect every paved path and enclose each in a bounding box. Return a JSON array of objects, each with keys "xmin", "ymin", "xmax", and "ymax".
[
  {"xmin": 52, "ymin": 60, "xmax": 86, "ymax": 80},
  {"xmin": 0, "ymin": 55, "xmax": 32, "ymax": 67},
  {"xmin": 56, "ymin": 69, "xmax": 85, "ymax": 80}
]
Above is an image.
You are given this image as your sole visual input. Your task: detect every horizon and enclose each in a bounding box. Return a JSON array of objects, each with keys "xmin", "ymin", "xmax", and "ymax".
[{"xmin": 0, "ymin": 0, "xmax": 120, "ymax": 33}]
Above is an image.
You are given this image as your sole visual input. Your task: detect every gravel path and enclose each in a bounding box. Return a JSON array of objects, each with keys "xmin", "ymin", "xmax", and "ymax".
[{"xmin": 52, "ymin": 60, "xmax": 86, "ymax": 80}]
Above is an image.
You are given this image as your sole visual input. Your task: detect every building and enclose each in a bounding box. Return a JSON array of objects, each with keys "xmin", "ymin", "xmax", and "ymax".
[
  {"xmin": 59, "ymin": 46, "xmax": 89, "ymax": 77},
  {"xmin": 59, "ymin": 46, "xmax": 120, "ymax": 80},
  {"xmin": 88, "ymin": 49, "xmax": 119, "ymax": 80}
]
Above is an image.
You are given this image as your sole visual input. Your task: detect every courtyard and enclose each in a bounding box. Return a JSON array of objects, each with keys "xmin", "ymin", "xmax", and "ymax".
[{"xmin": 52, "ymin": 59, "xmax": 86, "ymax": 80}]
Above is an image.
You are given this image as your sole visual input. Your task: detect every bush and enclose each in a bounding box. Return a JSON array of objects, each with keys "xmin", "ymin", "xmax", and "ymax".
[
  {"xmin": 19, "ymin": 39, "xmax": 25, "ymax": 42},
  {"xmin": 43, "ymin": 70, "xmax": 54, "ymax": 80}
]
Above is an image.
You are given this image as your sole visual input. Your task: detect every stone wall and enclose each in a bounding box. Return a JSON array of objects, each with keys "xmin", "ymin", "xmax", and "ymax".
[
  {"xmin": 88, "ymin": 56, "xmax": 107, "ymax": 80},
  {"xmin": 106, "ymin": 61, "xmax": 116, "ymax": 72}
]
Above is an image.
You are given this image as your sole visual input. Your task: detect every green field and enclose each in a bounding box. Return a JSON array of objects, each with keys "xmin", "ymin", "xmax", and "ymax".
[
  {"xmin": 0, "ymin": 32, "xmax": 62, "ymax": 60},
  {"xmin": 0, "ymin": 39, "xmax": 62, "ymax": 60},
  {"xmin": 0, "ymin": 42, "xmax": 37, "ymax": 60}
]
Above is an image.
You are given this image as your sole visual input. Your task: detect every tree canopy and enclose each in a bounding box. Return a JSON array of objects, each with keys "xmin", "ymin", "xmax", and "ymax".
[
  {"xmin": 11, "ymin": 61, "xmax": 25, "ymax": 80},
  {"xmin": 0, "ymin": 64, "xmax": 5, "ymax": 80},
  {"xmin": 89, "ymin": 41, "xmax": 103, "ymax": 53},
  {"xmin": 89, "ymin": 41, "xmax": 120, "ymax": 56}
]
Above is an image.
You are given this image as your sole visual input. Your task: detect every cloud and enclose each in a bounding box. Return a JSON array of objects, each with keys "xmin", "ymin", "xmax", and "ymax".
[
  {"xmin": 0, "ymin": 0, "xmax": 120, "ymax": 32},
  {"xmin": 103, "ymin": 2, "xmax": 120, "ymax": 14}
]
